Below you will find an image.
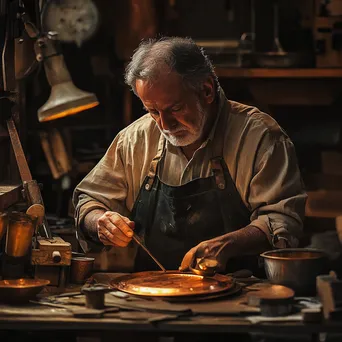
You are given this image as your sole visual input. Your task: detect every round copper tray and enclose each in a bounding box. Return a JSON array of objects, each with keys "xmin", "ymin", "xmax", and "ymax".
[
  {"xmin": 110, "ymin": 271, "xmax": 234, "ymax": 298},
  {"xmin": 164, "ymin": 281, "xmax": 242, "ymax": 302}
]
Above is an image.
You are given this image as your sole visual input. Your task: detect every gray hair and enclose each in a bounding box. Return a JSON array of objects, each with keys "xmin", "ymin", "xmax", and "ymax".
[{"xmin": 124, "ymin": 36, "xmax": 219, "ymax": 95}]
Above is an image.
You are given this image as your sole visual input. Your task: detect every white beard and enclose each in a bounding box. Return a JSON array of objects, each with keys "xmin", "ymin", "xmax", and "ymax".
[{"xmin": 160, "ymin": 102, "xmax": 207, "ymax": 147}]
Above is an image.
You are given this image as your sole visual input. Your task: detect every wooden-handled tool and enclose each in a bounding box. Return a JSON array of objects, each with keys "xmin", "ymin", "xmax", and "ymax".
[{"xmin": 7, "ymin": 118, "xmax": 51, "ymax": 238}]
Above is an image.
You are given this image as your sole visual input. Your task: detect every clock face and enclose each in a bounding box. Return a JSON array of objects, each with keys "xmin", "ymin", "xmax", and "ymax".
[{"xmin": 41, "ymin": 0, "xmax": 99, "ymax": 46}]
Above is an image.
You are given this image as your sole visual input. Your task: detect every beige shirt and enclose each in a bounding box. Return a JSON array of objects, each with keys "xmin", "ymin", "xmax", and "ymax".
[{"xmin": 73, "ymin": 88, "xmax": 307, "ymax": 271}]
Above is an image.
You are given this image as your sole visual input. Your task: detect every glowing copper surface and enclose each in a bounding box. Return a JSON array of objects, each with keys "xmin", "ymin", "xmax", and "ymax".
[{"xmin": 111, "ymin": 271, "xmax": 234, "ymax": 297}]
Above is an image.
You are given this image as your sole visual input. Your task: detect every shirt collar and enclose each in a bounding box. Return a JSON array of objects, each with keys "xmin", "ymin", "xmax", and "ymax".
[{"xmin": 205, "ymin": 87, "xmax": 228, "ymax": 145}]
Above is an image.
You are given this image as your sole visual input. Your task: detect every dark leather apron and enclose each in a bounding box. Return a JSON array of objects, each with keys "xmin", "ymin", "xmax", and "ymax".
[{"xmin": 131, "ymin": 107, "xmax": 261, "ymax": 274}]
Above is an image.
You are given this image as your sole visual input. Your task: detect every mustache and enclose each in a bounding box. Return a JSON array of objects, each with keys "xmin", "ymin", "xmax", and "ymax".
[{"xmin": 162, "ymin": 126, "xmax": 187, "ymax": 134}]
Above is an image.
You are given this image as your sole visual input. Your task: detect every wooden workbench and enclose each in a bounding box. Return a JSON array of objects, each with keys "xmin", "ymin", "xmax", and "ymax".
[
  {"xmin": 0, "ymin": 304, "xmax": 342, "ymax": 342},
  {"xmin": 0, "ymin": 274, "xmax": 342, "ymax": 341}
]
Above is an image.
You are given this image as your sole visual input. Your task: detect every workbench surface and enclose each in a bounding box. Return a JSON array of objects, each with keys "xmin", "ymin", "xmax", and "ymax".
[
  {"xmin": 1, "ymin": 305, "xmax": 342, "ymax": 338},
  {"xmin": 0, "ymin": 273, "xmax": 341, "ymax": 336}
]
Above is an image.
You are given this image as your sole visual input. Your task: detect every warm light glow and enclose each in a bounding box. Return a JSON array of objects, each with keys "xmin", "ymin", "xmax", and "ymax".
[
  {"xmin": 0, "ymin": 278, "xmax": 50, "ymax": 288},
  {"xmin": 40, "ymin": 101, "xmax": 99, "ymax": 122},
  {"xmin": 129, "ymin": 285, "xmax": 179, "ymax": 295}
]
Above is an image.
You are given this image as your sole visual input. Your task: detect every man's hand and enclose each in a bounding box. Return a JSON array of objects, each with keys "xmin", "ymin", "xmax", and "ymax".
[
  {"xmin": 97, "ymin": 211, "xmax": 135, "ymax": 247},
  {"xmin": 179, "ymin": 226, "xmax": 272, "ymax": 272},
  {"xmin": 179, "ymin": 238, "xmax": 228, "ymax": 272}
]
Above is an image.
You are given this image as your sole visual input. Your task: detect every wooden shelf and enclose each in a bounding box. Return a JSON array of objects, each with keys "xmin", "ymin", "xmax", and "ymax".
[
  {"xmin": 0, "ymin": 183, "xmax": 22, "ymax": 211},
  {"xmin": 306, "ymin": 190, "xmax": 342, "ymax": 218},
  {"xmin": 215, "ymin": 68, "xmax": 342, "ymax": 79}
]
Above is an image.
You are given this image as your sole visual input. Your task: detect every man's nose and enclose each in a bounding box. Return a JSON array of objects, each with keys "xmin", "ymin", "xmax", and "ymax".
[{"xmin": 160, "ymin": 111, "xmax": 177, "ymax": 131}]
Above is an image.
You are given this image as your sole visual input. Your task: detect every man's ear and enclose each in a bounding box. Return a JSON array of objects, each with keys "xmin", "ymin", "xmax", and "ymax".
[{"xmin": 202, "ymin": 77, "xmax": 215, "ymax": 104}]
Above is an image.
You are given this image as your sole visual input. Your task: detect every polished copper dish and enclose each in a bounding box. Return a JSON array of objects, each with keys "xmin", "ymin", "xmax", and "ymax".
[
  {"xmin": 110, "ymin": 271, "xmax": 234, "ymax": 297},
  {"xmin": 165, "ymin": 281, "xmax": 242, "ymax": 302},
  {"xmin": 0, "ymin": 278, "xmax": 50, "ymax": 303}
]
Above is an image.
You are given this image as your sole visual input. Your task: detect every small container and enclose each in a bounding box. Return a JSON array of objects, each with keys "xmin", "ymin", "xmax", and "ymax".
[
  {"xmin": 82, "ymin": 285, "xmax": 111, "ymax": 309},
  {"xmin": 0, "ymin": 212, "xmax": 8, "ymax": 241},
  {"xmin": 190, "ymin": 257, "xmax": 218, "ymax": 276},
  {"xmin": 260, "ymin": 248, "xmax": 328, "ymax": 295},
  {"xmin": 70, "ymin": 257, "xmax": 95, "ymax": 284},
  {"xmin": 5, "ymin": 212, "xmax": 37, "ymax": 257}
]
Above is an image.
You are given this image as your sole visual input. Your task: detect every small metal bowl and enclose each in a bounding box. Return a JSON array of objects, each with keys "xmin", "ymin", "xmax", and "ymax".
[
  {"xmin": 0, "ymin": 278, "xmax": 50, "ymax": 304},
  {"xmin": 189, "ymin": 257, "xmax": 218, "ymax": 277},
  {"xmin": 260, "ymin": 248, "xmax": 328, "ymax": 295}
]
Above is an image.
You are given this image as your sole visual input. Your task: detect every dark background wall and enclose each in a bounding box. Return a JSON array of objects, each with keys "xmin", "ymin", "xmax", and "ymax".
[{"xmin": 1, "ymin": 0, "xmax": 342, "ymax": 248}]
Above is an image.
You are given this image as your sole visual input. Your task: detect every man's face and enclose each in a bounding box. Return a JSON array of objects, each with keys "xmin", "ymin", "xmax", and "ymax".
[{"xmin": 135, "ymin": 71, "xmax": 213, "ymax": 147}]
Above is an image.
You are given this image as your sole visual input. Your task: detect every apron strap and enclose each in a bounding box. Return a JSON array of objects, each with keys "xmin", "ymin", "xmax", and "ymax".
[
  {"xmin": 145, "ymin": 133, "xmax": 166, "ymax": 191},
  {"xmin": 211, "ymin": 157, "xmax": 226, "ymax": 190},
  {"xmin": 209, "ymin": 97, "xmax": 251, "ymax": 233},
  {"xmin": 130, "ymin": 134, "xmax": 165, "ymax": 236},
  {"xmin": 210, "ymin": 98, "xmax": 231, "ymax": 190}
]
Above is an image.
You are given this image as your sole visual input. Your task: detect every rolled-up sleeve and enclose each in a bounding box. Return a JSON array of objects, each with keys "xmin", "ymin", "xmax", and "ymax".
[
  {"xmin": 72, "ymin": 133, "xmax": 129, "ymax": 252},
  {"xmin": 248, "ymin": 135, "xmax": 307, "ymax": 248}
]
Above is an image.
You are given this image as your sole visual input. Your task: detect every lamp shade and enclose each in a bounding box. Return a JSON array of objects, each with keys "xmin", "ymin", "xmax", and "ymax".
[
  {"xmin": 38, "ymin": 81, "xmax": 98, "ymax": 122},
  {"xmin": 36, "ymin": 35, "xmax": 99, "ymax": 122}
]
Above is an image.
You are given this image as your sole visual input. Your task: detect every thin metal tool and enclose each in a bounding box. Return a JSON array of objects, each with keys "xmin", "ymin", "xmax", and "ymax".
[
  {"xmin": 102, "ymin": 223, "xmax": 166, "ymax": 271},
  {"xmin": 132, "ymin": 233, "xmax": 166, "ymax": 272}
]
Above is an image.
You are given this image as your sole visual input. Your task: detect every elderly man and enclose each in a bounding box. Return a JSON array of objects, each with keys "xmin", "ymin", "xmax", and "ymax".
[{"xmin": 73, "ymin": 36, "xmax": 307, "ymax": 274}]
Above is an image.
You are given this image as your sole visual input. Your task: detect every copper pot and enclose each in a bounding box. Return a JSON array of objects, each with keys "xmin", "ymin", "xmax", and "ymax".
[
  {"xmin": 70, "ymin": 257, "xmax": 95, "ymax": 284},
  {"xmin": 5, "ymin": 212, "xmax": 37, "ymax": 257},
  {"xmin": 260, "ymin": 248, "xmax": 328, "ymax": 295},
  {"xmin": 0, "ymin": 212, "xmax": 7, "ymax": 241}
]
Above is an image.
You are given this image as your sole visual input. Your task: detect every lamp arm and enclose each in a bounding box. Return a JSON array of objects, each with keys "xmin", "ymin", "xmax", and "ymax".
[
  {"xmin": 21, "ymin": 12, "xmax": 40, "ymax": 39},
  {"xmin": 34, "ymin": 34, "xmax": 73, "ymax": 86},
  {"xmin": 19, "ymin": 11, "xmax": 75, "ymax": 96}
]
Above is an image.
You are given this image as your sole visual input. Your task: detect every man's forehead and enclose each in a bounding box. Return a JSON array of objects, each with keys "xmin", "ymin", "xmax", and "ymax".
[
  {"xmin": 136, "ymin": 69, "xmax": 182, "ymax": 88},
  {"xmin": 136, "ymin": 75, "xmax": 185, "ymax": 107}
]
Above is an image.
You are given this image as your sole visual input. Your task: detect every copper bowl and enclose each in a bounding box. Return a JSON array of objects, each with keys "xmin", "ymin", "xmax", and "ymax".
[
  {"xmin": 0, "ymin": 278, "xmax": 50, "ymax": 304},
  {"xmin": 260, "ymin": 248, "xmax": 328, "ymax": 295},
  {"xmin": 0, "ymin": 212, "xmax": 8, "ymax": 241}
]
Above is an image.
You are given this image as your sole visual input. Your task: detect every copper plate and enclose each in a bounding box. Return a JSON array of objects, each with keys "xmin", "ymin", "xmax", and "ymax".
[
  {"xmin": 164, "ymin": 281, "xmax": 242, "ymax": 302},
  {"xmin": 110, "ymin": 271, "xmax": 234, "ymax": 297}
]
